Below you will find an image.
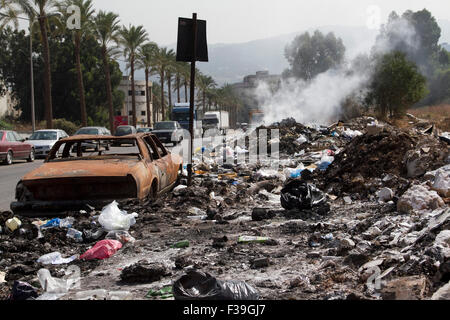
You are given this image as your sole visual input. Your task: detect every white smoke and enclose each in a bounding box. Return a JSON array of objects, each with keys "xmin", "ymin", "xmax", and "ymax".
[
  {"xmin": 254, "ymin": 16, "xmax": 419, "ymax": 125},
  {"xmin": 255, "ymin": 68, "xmax": 370, "ymax": 124}
]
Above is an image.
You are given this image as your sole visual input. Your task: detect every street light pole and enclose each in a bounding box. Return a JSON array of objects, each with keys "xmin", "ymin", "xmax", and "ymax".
[{"xmin": 29, "ymin": 19, "xmax": 36, "ymax": 133}]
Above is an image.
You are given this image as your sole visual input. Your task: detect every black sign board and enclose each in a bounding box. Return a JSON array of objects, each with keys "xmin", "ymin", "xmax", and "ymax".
[{"xmin": 176, "ymin": 17, "xmax": 208, "ymax": 62}]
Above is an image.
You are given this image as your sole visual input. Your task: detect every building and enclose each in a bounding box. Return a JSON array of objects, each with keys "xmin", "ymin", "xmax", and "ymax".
[
  {"xmin": 231, "ymin": 71, "xmax": 281, "ymax": 123},
  {"xmin": 118, "ymin": 76, "xmax": 155, "ymax": 128},
  {"xmin": 0, "ymin": 90, "xmax": 17, "ymax": 118}
]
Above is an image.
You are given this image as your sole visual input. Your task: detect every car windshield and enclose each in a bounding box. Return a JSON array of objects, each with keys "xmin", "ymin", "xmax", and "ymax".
[
  {"xmin": 0, "ymin": 132, "xmax": 3, "ymax": 140},
  {"xmin": 172, "ymin": 112, "xmax": 190, "ymax": 122},
  {"xmin": 116, "ymin": 127, "xmax": 132, "ymax": 135},
  {"xmin": 29, "ymin": 131, "xmax": 57, "ymax": 141},
  {"xmin": 155, "ymin": 122, "xmax": 175, "ymax": 130},
  {"xmin": 76, "ymin": 128, "xmax": 99, "ymax": 135},
  {"xmin": 203, "ymin": 118, "xmax": 219, "ymax": 125},
  {"xmin": 137, "ymin": 128, "xmax": 150, "ymax": 132}
]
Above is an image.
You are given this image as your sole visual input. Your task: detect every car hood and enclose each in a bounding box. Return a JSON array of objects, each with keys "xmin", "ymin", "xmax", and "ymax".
[
  {"xmin": 22, "ymin": 158, "xmax": 143, "ymax": 181},
  {"xmin": 28, "ymin": 140, "xmax": 57, "ymax": 147}
]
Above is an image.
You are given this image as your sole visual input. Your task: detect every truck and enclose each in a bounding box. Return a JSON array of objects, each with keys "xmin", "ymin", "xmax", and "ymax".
[
  {"xmin": 249, "ymin": 109, "xmax": 264, "ymax": 126},
  {"xmin": 202, "ymin": 111, "xmax": 230, "ymax": 134},
  {"xmin": 171, "ymin": 103, "xmax": 202, "ymax": 137}
]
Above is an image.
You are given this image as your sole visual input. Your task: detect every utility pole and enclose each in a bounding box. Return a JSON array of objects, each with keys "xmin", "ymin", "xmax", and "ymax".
[
  {"xmin": 29, "ymin": 19, "xmax": 36, "ymax": 133},
  {"xmin": 187, "ymin": 13, "xmax": 198, "ymax": 186}
]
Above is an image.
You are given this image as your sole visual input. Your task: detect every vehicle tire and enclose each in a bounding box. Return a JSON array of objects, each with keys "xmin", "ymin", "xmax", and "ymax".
[
  {"xmin": 132, "ymin": 141, "xmax": 136, "ymax": 147},
  {"xmin": 4, "ymin": 151, "xmax": 13, "ymax": 165},
  {"xmin": 27, "ymin": 149, "xmax": 35, "ymax": 162},
  {"xmin": 106, "ymin": 144, "xmax": 110, "ymax": 151}
]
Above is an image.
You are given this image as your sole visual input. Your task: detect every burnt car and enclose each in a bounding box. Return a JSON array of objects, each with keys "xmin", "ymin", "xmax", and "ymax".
[
  {"xmin": 11, "ymin": 133, "xmax": 183, "ymax": 215},
  {"xmin": 0, "ymin": 130, "xmax": 35, "ymax": 165}
]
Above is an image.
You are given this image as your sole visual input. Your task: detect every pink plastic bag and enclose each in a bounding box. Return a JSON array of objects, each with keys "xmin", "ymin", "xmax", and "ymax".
[{"xmin": 80, "ymin": 240, "xmax": 123, "ymax": 260}]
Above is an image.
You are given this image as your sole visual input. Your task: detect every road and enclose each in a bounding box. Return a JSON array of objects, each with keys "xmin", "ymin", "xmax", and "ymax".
[{"xmin": 0, "ymin": 159, "xmax": 44, "ymax": 211}]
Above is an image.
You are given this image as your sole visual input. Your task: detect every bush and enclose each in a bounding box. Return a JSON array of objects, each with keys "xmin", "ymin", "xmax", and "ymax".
[
  {"xmin": 0, "ymin": 118, "xmax": 13, "ymax": 130},
  {"xmin": 38, "ymin": 118, "xmax": 79, "ymax": 135}
]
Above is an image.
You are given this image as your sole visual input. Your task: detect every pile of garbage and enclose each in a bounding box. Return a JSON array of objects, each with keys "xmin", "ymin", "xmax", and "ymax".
[
  {"xmin": 0, "ymin": 115, "xmax": 449, "ymax": 301},
  {"xmin": 319, "ymin": 125, "xmax": 449, "ymax": 196}
]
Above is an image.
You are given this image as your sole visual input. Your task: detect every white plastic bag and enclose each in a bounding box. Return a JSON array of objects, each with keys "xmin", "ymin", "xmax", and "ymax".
[
  {"xmin": 98, "ymin": 201, "xmax": 138, "ymax": 231},
  {"xmin": 37, "ymin": 252, "xmax": 78, "ymax": 265}
]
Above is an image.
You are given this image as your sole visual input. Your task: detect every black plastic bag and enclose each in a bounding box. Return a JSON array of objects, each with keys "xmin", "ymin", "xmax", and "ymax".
[
  {"xmin": 281, "ymin": 180, "xmax": 326, "ymax": 210},
  {"xmin": 10, "ymin": 281, "xmax": 39, "ymax": 301},
  {"xmin": 173, "ymin": 271, "xmax": 259, "ymax": 300}
]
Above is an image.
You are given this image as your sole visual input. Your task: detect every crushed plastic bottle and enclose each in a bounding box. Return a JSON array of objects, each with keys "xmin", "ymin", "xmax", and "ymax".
[
  {"xmin": 37, "ymin": 252, "xmax": 79, "ymax": 265},
  {"xmin": 66, "ymin": 228, "xmax": 83, "ymax": 243}
]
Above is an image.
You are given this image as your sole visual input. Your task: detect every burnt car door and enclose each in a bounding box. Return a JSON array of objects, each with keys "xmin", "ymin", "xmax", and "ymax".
[{"xmin": 150, "ymin": 135, "xmax": 179, "ymax": 187}]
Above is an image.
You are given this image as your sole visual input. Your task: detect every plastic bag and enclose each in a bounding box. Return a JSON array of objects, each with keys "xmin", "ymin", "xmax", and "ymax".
[
  {"xmin": 105, "ymin": 230, "xmax": 135, "ymax": 244},
  {"xmin": 10, "ymin": 281, "xmax": 38, "ymax": 300},
  {"xmin": 37, "ymin": 252, "xmax": 78, "ymax": 265},
  {"xmin": 173, "ymin": 271, "xmax": 259, "ymax": 300},
  {"xmin": 80, "ymin": 239, "xmax": 122, "ymax": 260},
  {"xmin": 98, "ymin": 201, "xmax": 138, "ymax": 231},
  {"xmin": 281, "ymin": 180, "xmax": 327, "ymax": 210}
]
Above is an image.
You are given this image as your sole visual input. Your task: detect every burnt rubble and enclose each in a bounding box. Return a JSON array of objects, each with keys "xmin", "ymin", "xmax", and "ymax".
[{"xmin": 0, "ymin": 116, "xmax": 449, "ymax": 300}]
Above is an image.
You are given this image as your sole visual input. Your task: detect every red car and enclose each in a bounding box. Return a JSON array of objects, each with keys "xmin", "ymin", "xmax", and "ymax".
[{"xmin": 0, "ymin": 130, "xmax": 35, "ymax": 165}]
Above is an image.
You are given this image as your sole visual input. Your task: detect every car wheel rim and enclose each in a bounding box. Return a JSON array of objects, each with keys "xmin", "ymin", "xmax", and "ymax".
[
  {"xmin": 30, "ymin": 150, "xmax": 34, "ymax": 161},
  {"xmin": 7, "ymin": 152, "xmax": 12, "ymax": 164}
]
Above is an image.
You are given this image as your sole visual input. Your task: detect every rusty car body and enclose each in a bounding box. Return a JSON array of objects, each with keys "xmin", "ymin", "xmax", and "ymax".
[{"xmin": 11, "ymin": 133, "xmax": 183, "ymax": 215}]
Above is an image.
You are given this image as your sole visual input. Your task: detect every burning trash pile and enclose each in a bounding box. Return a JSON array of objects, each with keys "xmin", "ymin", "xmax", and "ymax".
[{"xmin": 0, "ymin": 115, "xmax": 449, "ymax": 301}]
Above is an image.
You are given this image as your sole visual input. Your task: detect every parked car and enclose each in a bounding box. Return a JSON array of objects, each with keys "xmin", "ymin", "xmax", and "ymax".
[
  {"xmin": 152, "ymin": 121, "xmax": 184, "ymax": 145},
  {"xmin": 27, "ymin": 129, "xmax": 69, "ymax": 158},
  {"xmin": 137, "ymin": 127, "xmax": 153, "ymax": 133},
  {"xmin": 11, "ymin": 133, "xmax": 183, "ymax": 215},
  {"xmin": 73, "ymin": 126, "xmax": 111, "ymax": 151},
  {"xmin": 114, "ymin": 125, "xmax": 137, "ymax": 146},
  {"xmin": 0, "ymin": 130, "xmax": 35, "ymax": 165}
]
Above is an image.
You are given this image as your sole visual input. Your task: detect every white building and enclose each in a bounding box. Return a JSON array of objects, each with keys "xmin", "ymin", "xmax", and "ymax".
[{"xmin": 118, "ymin": 76, "xmax": 154, "ymax": 128}]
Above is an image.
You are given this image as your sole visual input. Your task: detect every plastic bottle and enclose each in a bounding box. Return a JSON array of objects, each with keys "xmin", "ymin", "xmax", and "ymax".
[
  {"xmin": 171, "ymin": 240, "xmax": 190, "ymax": 248},
  {"xmin": 66, "ymin": 228, "xmax": 83, "ymax": 243}
]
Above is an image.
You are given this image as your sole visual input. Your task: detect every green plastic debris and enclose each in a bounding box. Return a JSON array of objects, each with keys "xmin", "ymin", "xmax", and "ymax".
[
  {"xmin": 146, "ymin": 286, "xmax": 173, "ymax": 299},
  {"xmin": 238, "ymin": 236, "xmax": 269, "ymax": 244},
  {"xmin": 171, "ymin": 240, "xmax": 190, "ymax": 248}
]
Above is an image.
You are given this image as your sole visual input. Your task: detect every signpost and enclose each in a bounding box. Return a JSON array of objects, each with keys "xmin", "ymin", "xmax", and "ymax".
[{"xmin": 176, "ymin": 13, "xmax": 208, "ymax": 186}]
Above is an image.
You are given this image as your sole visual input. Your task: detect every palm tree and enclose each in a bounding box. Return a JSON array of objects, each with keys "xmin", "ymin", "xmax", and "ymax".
[
  {"xmin": 153, "ymin": 47, "xmax": 175, "ymax": 120},
  {"xmin": 197, "ymin": 74, "xmax": 216, "ymax": 113},
  {"xmin": 13, "ymin": 0, "xmax": 59, "ymax": 129},
  {"xmin": 0, "ymin": 0, "xmax": 19, "ymax": 29},
  {"xmin": 119, "ymin": 24, "xmax": 148, "ymax": 127},
  {"xmin": 164, "ymin": 51, "xmax": 176, "ymax": 113},
  {"xmin": 92, "ymin": 10, "xmax": 120, "ymax": 134},
  {"xmin": 59, "ymin": 0, "xmax": 94, "ymax": 127},
  {"xmin": 180, "ymin": 62, "xmax": 190, "ymax": 103},
  {"xmin": 137, "ymin": 41, "xmax": 158, "ymax": 127}
]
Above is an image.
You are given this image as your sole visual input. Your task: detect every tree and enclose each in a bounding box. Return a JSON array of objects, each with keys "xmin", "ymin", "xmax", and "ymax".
[
  {"xmin": 375, "ymin": 9, "xmax": 441, "ymax": 77},
  {"xmin": 59, "ymin": 0, "xmax": 94, "ymax": 127},
  {"xmin": 92, "ymin": 10, "xmax": 121, "ymax": 133},
  {"xmin": 137, "ymin": 41, "xmax": 158, "ymax": 127},
  {"xmin": 9, "ymin": 0, "xmax": 60, "ymax": 129},
  {"xmin": 164, "ymin": 50, "xmax": 176, "ymax": 113},
  {"xmin": 197, "ymin": 73, "xmax": 216, "ymax": 113},
  {"xmin": 366, "ymin": 51, "xmax": 428, "ymax": 118},
  {"xmin": 0, "ymin": 0, "xmax": 19, "ymax": 29},
  {"xmin": 153, "ymin": 47, "xmax": 175, "ymax": 120},
  {"xmin": 0, "ymin": 26, "xmax": 124, "ymax": 125},
  {"xmin": 284, "ymin": 30, "xmax": 345, "ymax": 81},
  {"xmin": 119, "ymin": 24, "xmax": 148, "ymax": 127}
]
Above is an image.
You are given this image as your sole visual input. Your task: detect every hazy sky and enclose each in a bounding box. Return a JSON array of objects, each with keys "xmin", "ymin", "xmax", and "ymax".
[{"xmin": 92, "ymin": 0, "xmax": 450, "ymax": 45}]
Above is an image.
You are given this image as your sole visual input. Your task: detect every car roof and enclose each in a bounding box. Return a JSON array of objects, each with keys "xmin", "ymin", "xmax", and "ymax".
[{"xmin": 34, "ymin": 129, "xmax": 62, "ymax": 132}]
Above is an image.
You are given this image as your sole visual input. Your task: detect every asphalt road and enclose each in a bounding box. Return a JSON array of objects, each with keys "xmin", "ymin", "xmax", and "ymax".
[{"xmin": 0, "ymin": 159, "xmax": 44, "ymax": 211}]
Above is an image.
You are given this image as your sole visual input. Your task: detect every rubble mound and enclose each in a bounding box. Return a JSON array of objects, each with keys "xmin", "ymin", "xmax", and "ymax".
[
  {"xmin": 257, "ymin": 118, "xmax": 312, "ymax": 154},
  {"xmin": 320, "ymin": 126, "xmax": 449, "ymax": 196}
]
